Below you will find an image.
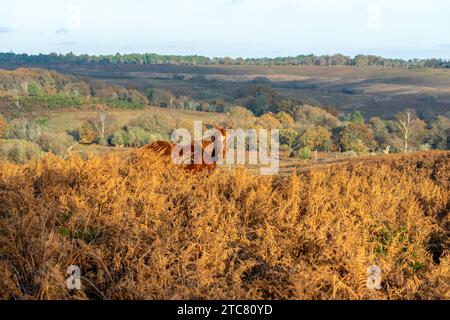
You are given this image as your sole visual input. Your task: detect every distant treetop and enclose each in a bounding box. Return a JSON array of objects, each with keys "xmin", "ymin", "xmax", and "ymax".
[{"xmin": 0, "ymin": 52, "xmax": 449, "ymax": 69}]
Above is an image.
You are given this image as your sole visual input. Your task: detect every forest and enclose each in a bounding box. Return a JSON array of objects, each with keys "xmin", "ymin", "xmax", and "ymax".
[{"xmin": 1, "ymin": 51, "xmax": 450, "ymax": 69}]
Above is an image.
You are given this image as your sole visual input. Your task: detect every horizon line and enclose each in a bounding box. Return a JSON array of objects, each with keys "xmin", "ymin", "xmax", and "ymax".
[{"xmin": 2, "ymin": 51, "xmax": 450, "ymax": 62}]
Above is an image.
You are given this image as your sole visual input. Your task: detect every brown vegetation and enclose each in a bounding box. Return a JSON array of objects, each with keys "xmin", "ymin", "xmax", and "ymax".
[{"xmin": 0, "ymin": 150, "xmax": 448, "ymax": 299}]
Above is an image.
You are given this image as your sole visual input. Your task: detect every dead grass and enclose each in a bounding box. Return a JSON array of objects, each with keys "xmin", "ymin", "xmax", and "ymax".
[{"xmin": 0, "ymin": 150, "xmax": 448, "ymax": 300}]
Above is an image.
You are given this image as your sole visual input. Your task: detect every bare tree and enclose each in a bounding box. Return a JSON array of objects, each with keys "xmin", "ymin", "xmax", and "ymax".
[
  {"xmin": 394, "ymin": 108, "xmax": 426, "ymax": 153},
  {"xmin": 93, "ymin": 112, "xmax": 108, "ymax": 146}
]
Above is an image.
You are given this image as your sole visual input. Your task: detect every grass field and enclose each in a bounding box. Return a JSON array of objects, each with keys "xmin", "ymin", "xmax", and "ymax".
[{"xmin": 0, "ymin": 150, "xmax": 448, "ymax": 299}]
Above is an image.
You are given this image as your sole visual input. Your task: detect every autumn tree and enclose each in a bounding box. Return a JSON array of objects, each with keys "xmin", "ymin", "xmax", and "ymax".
[
  {"xmin": 150, "ymin": 88, "xmax": 175, "ymax": 108},
  {"xmin": 78, "ymin": 121, "xmax": 98, "ymax": 144},
  {"xmin": 430, "ymin": 115, "xmax": 450, "ymax": 150},
  {"xmin": 225, "ymin": 106, "xmax": 256, "ymax": 129},
  {"xmin": 322, "ymin": 106, "xmax": 339, "ymax": 117},
  {"xmin": 300, "ymin": 126, "xmax": 331, "ymax": 151},
  {"xmin": 369, "ymin": 117, "xmax": 391, "ymax": 152},
  {"xmin": 295, "ymin": 105, "xmax": 340, "ymax": 129},
  {"xmin": 354, "ymin": 54, "xmax": 369, "ymax": 66},
  {"xmin": 341, "ymin": 122, "xmax": 376, "ymax": 154},
  {"xmin": 279, "ymin": 128, "xmax": 299, "ymax": 149},
  {"xmin": 256, "ymin": 113, "xmax": 281, "ymax": 129},
  {"xmin": 275, "ymin": 112, "xmax": 296, "ymax": 128},
  {"xmin": 393, "ymin": 108, "xmax": 427, "ymax": 152}
]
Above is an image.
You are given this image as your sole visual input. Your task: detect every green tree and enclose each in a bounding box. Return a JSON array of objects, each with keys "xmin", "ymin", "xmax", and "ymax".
[
  {"xmin": 298, "ymin": 147, "xmax": 311, "ymax": 160},
  {"xmin": 277, "ymin": 99, "xmax": 298, "ymax": 117},
  {"xmin": 145, "ymin": 88, "xmax": 154, "ymax": 100},
  {"xmin": 28, "ymin": 81, "xmax": 43, "ymax": 96},
  {"xmin": 109, "ymin": 130, "xmax": 126, "ymax": 147},
  {"xmin": 349, "ymin": 111, "xmax": 364, "ymax": 124}
]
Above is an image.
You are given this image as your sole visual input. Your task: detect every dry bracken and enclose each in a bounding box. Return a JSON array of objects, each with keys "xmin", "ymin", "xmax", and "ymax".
[{"xmin": 0, "ymin": 150, "xmax": 448, "ymax": 300}]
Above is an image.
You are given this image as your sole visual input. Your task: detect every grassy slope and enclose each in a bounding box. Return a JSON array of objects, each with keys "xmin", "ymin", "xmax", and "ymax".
[{"xmin": 19, "ymin": 63, "xmax": 450, "ymax": 119}]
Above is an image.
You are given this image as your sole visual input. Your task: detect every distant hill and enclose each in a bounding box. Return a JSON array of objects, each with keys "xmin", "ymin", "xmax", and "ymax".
[{"xmin": 0, "ymin": 67, "xmax": 148, "ymax": 114}]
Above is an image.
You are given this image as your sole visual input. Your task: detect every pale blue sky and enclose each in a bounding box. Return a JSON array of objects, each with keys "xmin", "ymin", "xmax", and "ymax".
[{"xmin": 1, "ymin": 0, "xmax": 449, "ymax": 59}]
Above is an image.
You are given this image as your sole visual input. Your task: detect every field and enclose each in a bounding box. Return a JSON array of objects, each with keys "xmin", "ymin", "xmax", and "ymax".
[
  {"xmin": 6, "ymin": 63, "xmax": 450, "ymax": 119},
  {"xmin": 0, "ymin": 150, "xmax": 448, "ymax": 299}
]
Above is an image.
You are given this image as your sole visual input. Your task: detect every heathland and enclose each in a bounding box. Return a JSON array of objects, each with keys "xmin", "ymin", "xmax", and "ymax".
[{"xmin": 0, "ymin": 53, "xmax": 449, "ymax": 300}]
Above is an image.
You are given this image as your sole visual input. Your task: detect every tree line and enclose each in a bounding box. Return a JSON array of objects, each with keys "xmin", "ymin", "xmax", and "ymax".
[
  {"xmin": 0, "ymin": 104, "xmax": 449, "ymax": 164},
  {"xmin": 1, "ymin": 52, "xmax": 449, "ymax": 69},
  {"xmin": 224, "ymin": 106, "xmax": 450, "ymax": 157}
]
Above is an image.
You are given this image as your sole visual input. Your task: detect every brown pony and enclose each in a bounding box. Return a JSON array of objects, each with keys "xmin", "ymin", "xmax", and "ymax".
[
  {"xmin": 185, "ymin": 127, "xmax": 227, "ymax": 172},
  {"xmin": 143, "ymin": 127, "xmax": 228, "ymax": 173}
]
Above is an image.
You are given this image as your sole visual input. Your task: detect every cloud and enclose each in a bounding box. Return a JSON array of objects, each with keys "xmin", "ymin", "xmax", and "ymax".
[
  {"xmin": 56, "ymin": 28, "xmax": 69, "ymax": 34},
  {"xmin": 0, "ymin": 26, "xmax": 14, "ymax": 33}
]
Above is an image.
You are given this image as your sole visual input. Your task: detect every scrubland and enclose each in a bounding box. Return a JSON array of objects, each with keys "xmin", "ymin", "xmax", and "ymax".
[{"xmin": 0, "ymin": 150, "xmax": 448, "ymax": 299}]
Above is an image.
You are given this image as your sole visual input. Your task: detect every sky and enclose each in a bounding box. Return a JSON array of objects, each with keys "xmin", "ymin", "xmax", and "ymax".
[{"xmin": 1, "ymin": 0, "xmax": 450, "ymax": 59}]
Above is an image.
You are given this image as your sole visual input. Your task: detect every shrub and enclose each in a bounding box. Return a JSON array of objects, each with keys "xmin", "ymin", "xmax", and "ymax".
[
  {"xmin": 127, "ymin": 114, "xmax": 173, "ymax": 138},
  {"xmin": 0, "ymin": 139, "xmax": 42, "ymax": 163},
  {"xmin": 36, "ymin": 133, "xmax": 75, "ymax": 156},
  {"xmin": 109, "ymin": 130, "xmax": 126, "ymax": 147},
  {"xmin": 6, "ymin": 118, "xmax": 45, "ymax": 141},
  {"xmin": 77, "ymin": 122, "xmax": 98, "ymax": 144},
  {"xmin": 28, "ymin": 81, "xmax": 43, "ymax": 96},
  {"xmin": 109, "ymin": 127, "xmax": 151, "ymax": 147},
  {"xmin": 298, "ymin": 147, "xmax": 311, "ymax": 160},
  {"xmin": 124, "ymin": 127, "xmax": 151, "ymax": 147},
  {"xmin": 418, "ymin": 143, "xmax": 432, "ymax": 151},
  {"xmin": 343, "ymin": 150, "xmax": 358, "ymax": 158},
  {"xmin": 0, "ymin": 115, "xmax": 6, "ymax": 138}
]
